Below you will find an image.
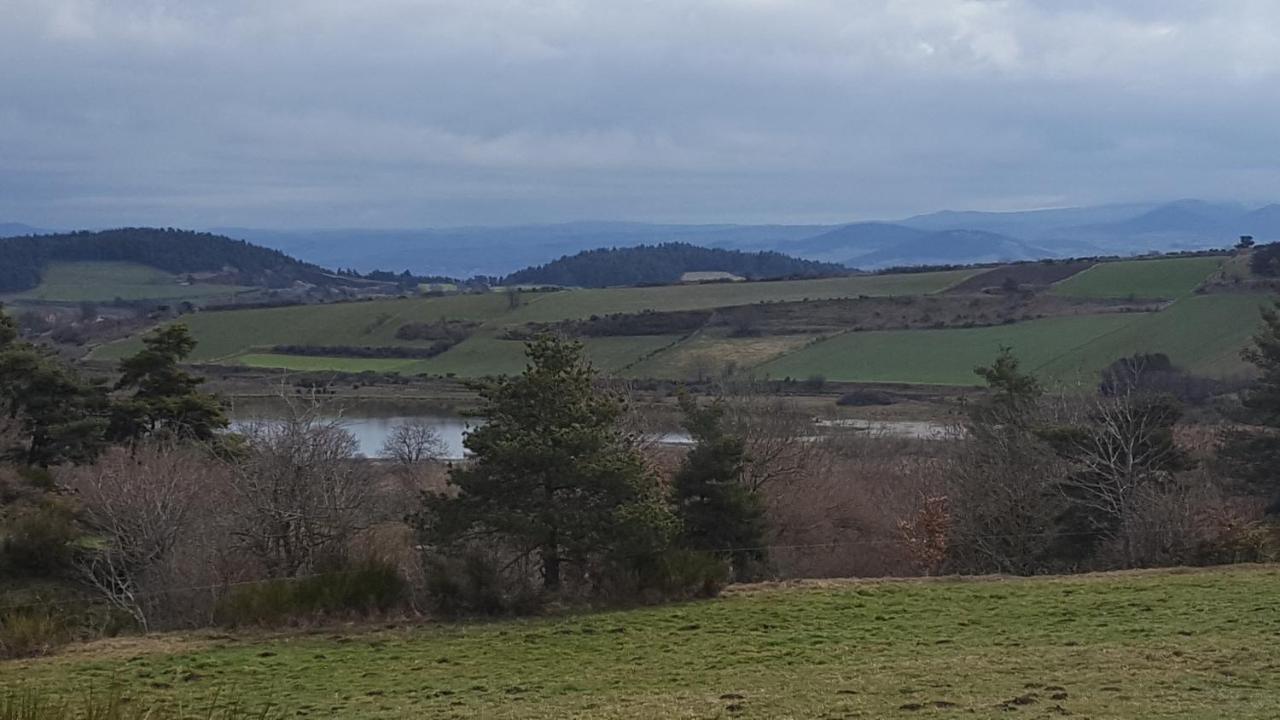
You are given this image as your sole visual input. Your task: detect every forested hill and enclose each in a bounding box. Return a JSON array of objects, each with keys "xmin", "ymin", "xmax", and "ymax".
[
  {"xmin": 0, "ymin": 228, "xmax": 337, "ymax": 293},
  {"xmin": 503, "ymin": 242, "xmax": 848, "ymax": 288}
]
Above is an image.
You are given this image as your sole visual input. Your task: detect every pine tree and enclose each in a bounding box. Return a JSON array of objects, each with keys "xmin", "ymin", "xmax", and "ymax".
[
  {"xmin": 671, "ymin": 395, "xmax": 766, "ymax": 581},
  {"xmin": 109, "ymin": 324, "xmax": 227, "ymax": 443},
  {"xmin": 1222, "ymin": 300, "xmax": 1280, "ymax": 511},
  {"xmin": 420, "ymin": 334, "xmax": 671, "ymax": 591},
  {"xmin": 0, "ymin": 307, "xmax": 107, "ymax": 466}
]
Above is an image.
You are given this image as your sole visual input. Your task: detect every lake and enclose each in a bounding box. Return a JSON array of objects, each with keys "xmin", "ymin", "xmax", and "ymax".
[
  {"xmin": 230, "ymin": 408, "xmax": 952, "ymax": 460},
  {"xmin": 230, "ymin": 411, "xmax": 478, "ymax": 459}
]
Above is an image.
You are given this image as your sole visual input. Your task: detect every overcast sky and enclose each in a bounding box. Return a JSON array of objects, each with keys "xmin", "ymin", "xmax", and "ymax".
[{"xmin": 2, "ymin": 0, "xmax": 1278, "ymax": 229}]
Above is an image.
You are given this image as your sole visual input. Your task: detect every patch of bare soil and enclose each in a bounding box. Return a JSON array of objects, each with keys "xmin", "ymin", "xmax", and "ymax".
[{"xmin": 946, "ymin": 260, "xmax": 1097, "ymax": 293}]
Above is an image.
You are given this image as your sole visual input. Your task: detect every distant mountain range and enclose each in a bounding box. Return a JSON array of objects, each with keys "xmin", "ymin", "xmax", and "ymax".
[{"xmin": 4, "ymin": 200, "xmax": 1277, "ymax": 277}]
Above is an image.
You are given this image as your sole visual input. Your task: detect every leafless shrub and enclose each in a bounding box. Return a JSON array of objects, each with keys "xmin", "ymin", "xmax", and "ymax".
[
  {"xmin": 60, "ymin": 444, "xmax": 221, "ymax": 630},
  {"xmin": 763, "ymin": 430, "xmax": 946, "ymax": 578},
  {"xmin": 226, "ymin": 402, "xmax": 377, "ymax": 578},
  {"xmin": 897, "ymin": 495, "xmax": 950, "ymax": 575},
  {"xmin": 713, "ymin": 382, "xmax": 836, "ymax": 493}
]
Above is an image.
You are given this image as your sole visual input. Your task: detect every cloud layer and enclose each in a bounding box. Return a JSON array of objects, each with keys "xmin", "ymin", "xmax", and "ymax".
[{"xmin": 2, "ymin": 0, "xmax": 1278, "ymax": 227}]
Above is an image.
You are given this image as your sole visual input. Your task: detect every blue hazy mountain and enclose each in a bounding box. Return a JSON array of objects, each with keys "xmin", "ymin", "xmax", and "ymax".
[
  {"xmin": 11, "ymin": 199, "xmax": 1272, "ymax": 279},
  {"xmin": 0, "ymin": 222, "xmax": 50, "ymax": 238}
]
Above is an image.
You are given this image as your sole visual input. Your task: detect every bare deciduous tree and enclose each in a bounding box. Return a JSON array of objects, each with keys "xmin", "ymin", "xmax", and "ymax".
[
  {"xmin": 381, "ymin": 420, "xmax": 448, "ymax": 467},
  {"xmin": 716, "ymin": 382, "xmax": 833, "ymax": 493},
  {"xmin": 1055, "ymin": 392, "xmax": 1188, "ymax": 566},
  {"xmin": 227, "ymin": 402, "xmax": 376, "ymax": 577},
  {"xmin": 62, "ymin": 445, "xmax": 215, "ymax": 630}
]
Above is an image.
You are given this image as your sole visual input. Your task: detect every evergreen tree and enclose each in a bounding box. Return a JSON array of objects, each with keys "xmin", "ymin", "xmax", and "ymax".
[
  {"xmin": 0, "ymin": 308, "xmax": 16, "ymax": 348},
  {"xmin": 420, "ymin": 334, "xmax": 671, "ymax": 591},
  {"xmin": 1222, "ymin": 300, "xmax": 1280, "ymax": 511},
  {"xmin": 109, "ymin": 324, "xmax": 227, "ymax": 443},
  {"xmin": 974, "ymin": 346, "xmax": 1041, "ymax": 410},
  {"xmin": 671, "ymin": 395, "xmax": 766, "ymax": 581},
  {"xmin": 0, "ymin": 307, "xmax": 107, "ymax": 466}
]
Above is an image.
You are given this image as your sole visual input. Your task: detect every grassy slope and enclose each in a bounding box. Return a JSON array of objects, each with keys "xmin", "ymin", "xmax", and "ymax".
[
  {"xmin": 760, "ymin": 293, "xmax": 1270, "ymax": 386},
  {"xmin": 758, "ymin": 314, "xmax": 1139, "ymax": 385},
  {"xmin": 91, "ymin": 269, "xmax": 976, "ymax": 367},
  {"xmin": 1050, "ymin": 256, "xmax": 1224, "ymax": 299},
  {"xmin": 88, "ymin": 259, "xmax": 1266, "ymax": 385},
  {"xmin": 1037, "ymin": 293, "xmax": 1270, "ymax": 381},
  {"xmin": 94, "ymin": 293, "xmax": 514, "ymax": 362},
  {"xmin": 5, "ymin": 262, "xmax": 252, "ymax": 303},
  {"xmin": 237, "ymin": 336, "xmax": 683, "ymax": 377},
  {"xmin": 6, "ymin": 566, "xmax": 1280, "ymax": 719},
  {"xmin": 505, "ymin": 270, "xmax": 982, "ymax": 323}
]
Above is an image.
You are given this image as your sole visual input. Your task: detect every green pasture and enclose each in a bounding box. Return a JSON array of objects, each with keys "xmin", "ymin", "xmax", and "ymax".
[
  {"xmin": 4, "ymin": 262, "xmax": 252, "ymax": 303},
  {"xmin": 1050, "ymin": 256, "xmax": 1224, "ymax": 299},
  {"xmin": 6, "ymin": 566, "xmax": 1280, "ymax": 718}
]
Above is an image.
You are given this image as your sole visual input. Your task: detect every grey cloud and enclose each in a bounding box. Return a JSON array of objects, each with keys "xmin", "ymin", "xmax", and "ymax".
[{"xmin": 0, "ymin": 0, "xmax": 1278, "ymax": 228}]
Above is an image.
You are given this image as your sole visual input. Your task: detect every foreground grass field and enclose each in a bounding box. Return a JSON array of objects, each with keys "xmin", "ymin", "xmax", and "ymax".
[{"xmin": 5, "ymin": 566, "xmax": 1280, "ymax": 719}]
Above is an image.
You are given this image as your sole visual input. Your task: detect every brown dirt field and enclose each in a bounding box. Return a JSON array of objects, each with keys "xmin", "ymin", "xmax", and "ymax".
[{"xmin": 946, "ymin": 260, "xmax": 1096, "ymax": 293}]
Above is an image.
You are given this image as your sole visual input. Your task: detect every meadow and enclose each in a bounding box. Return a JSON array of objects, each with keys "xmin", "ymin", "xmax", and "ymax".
[
  {"xmin": 4, "ymin": 262, "xmax": 253, "ymax": 304},
  {"xmin": 1050, "ymin": 255, "xmax": 1225, "ymax": 299},
  {"xmin": 91, "ymin": 268, "xmax": 978, "ymax": 364},
  {"xmin": 761, "ymin": 293, "xmax": 1270, "ymax": 385},
  {"xmin": 88, "ymin": 254, "xmax": 1268, "ymax": 386},
  {"xmin": 5, "ymin": 566, "xmax": 1280, "ymax": 719}
]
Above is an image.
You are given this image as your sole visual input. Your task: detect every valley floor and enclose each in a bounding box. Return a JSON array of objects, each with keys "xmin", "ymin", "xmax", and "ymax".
[{"xmin": 5, "ymin": 565, "xmax": 1280, "ymax": 719}]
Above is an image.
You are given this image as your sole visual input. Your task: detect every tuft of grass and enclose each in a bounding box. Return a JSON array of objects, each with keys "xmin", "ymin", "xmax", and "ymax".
[
  {"xmin": 0, "ymin": 611, "xmax": 68, "ymax": 660},
  {"xmin": 0, "ymin": 687, "xmax": 279, "ymax": 720}
]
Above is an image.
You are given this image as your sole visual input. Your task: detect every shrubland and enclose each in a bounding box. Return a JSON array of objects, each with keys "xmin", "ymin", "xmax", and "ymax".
[{"xmin": 3, "ymin": 294, "xmax": 1280, "ymax": 672}]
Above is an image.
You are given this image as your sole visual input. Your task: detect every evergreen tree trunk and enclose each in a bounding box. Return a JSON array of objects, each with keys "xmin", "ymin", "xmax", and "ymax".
[{"xmin": 543, "ymin": 530, "xmax": 561, "ymax": 591}]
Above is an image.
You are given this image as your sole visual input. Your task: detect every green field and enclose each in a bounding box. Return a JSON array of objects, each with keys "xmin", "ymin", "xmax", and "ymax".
[
  {"xmin": 1051, "ymin": 256, "xmax": 1223, "ymax": 299},
  {"xmin": 6, "ymin": 566, "xmax": 1280, "ymax": 718},
  {"xmin": 760, "ymin": 294, "xmax": 1270, "ymax": 386},
  {"xmin": 89, "ymin": 257, "xmax": 1271, "ymax": 385},
  {"xmin": 4, "ymin": 262, "xmax": 253, "ymax": 303},
  {"xmin": 505, "ymin": 269, "xmax": 982, "ymax": 323},
  {"xmin": 94, "ymin": 293, "xmax": 515, "ymax": 362},
  {"xmin": 1037, "ymin": 293, "xmax": 1269, "ymax": 380},
  {"xmin": 759, "ymin": 314, "xmax": 1140, "ymax": 385},
  {"xmin": 234, "ymin": 336, "xmax": 682, "ymax": 377},
  {"xmin": 91, "ymin": 268, "xmax": 976, "ymax": 365}
]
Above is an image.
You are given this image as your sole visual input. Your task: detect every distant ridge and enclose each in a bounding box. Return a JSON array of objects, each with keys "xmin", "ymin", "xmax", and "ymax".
[
  {"xmin": 503, "ymin": 242, "xmax": 847, "ymax": 288},
  {"xmin": 0, "ymin": 227, "xmax": 337, "ymax": 294},
  {"xmin": 0, "ymin": 222, "xmax": 50, "ymax": 238},
  {"xmin": 212, "ymin": 200, "xmax": 1278, "ymax": 278}
]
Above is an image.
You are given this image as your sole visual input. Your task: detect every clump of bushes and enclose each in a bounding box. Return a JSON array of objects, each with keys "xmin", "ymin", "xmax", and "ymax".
[
  {"xmin": 269, "ymin": 343, "xmax": 454, "ymax": 359},
  {"xmin": 213, "ymin": 560, "xmax": 405, "ymax": 627},
  {"xmin": 836, "ymin": 390, "xmax": 895, "ymax": 407},
  {"xmin": 0, "ymin": 610, "xmax": 67, "ymax": 660},
  {"xmin": 421, "ymin": 552, "xmax": 543, "ymax": 618},
  {"xmin": 394, "ymin": 319, "xmax": 477, "ymax": 342}
]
